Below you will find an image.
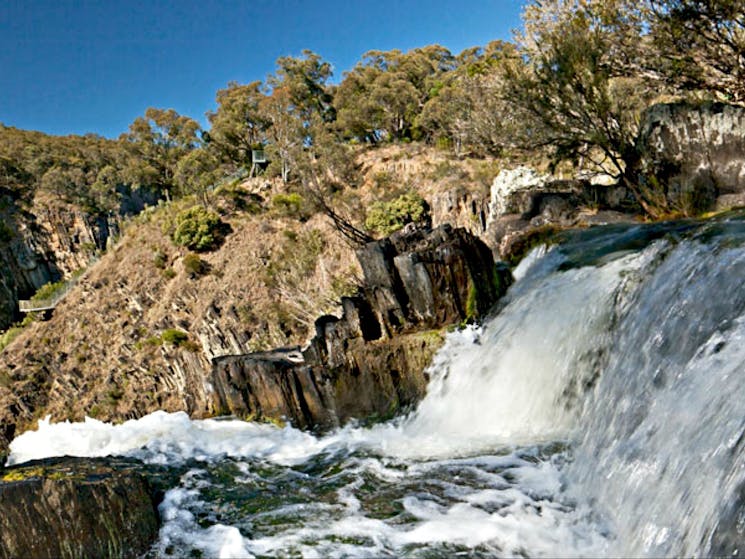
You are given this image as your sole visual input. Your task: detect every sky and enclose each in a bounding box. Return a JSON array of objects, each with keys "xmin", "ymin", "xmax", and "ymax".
[{"xmin": 1, "ymin": 0, "xmax": 525, "ymax": 139}]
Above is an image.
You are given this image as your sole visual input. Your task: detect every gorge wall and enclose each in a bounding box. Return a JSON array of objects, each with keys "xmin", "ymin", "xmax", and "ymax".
[{"xmin": 0, "ymin": 194, "xmax": 120, "ymax": 330}]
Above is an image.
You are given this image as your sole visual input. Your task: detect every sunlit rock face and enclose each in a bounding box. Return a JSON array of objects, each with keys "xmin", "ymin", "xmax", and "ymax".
[{"xmin": 633, "ymin": 102, "xmax": 745, "ymax": 211}]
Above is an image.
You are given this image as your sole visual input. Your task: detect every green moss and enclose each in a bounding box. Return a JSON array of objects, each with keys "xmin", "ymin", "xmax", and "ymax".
[
  {"xmin": 465, "ymin": 283, "xmax": 478, "ymax": 320},
  {"xmin": 504, "ymin": 225, "xmax": 563, "ymax": 267}
]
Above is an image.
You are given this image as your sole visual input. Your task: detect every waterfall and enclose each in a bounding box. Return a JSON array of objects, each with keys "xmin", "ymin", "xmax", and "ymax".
[{"xmin": 8, "ymin": 214, "xmax": 745, "ymax": 557}]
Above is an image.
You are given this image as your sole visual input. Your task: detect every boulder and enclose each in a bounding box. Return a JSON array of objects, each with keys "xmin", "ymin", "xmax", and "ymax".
[
  {"xmin": 210, "ymin": 224, "xmax": 513, "ymax": 430},
  {"xmin": 487, "ymin": 167, "xmax": 637, "ymax": 229},
  {"xmin": 633, "ymin": 102, "xmax": 745, "ymax": 212},
  {"xmin": 0, "ymin": 456, "xmax": 165, "ymax": 559}
]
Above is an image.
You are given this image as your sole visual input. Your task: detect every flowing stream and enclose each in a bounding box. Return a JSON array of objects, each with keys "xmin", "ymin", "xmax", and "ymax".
[{"xmin": 8, "ymin": 214, "xmax": 745, "ymax": 558}]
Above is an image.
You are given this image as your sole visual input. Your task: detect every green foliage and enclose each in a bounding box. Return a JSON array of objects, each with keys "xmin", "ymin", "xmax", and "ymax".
[
  {"xmin": 365, "ymin": 193, "xmax": 429, "ymax": 237},
  {"xmin": 30, "ymin": 279, "xmax": 68, "ymax": 303},
  {"xmin": 0, "ymin": 314, "xmax": 36, "ymax": 353},
  {"xmin": 161, "ymin": 329, "xmax": 189, "ymax": 346},
  {"xmin": 174, "ymin": 149, "xmax": 222, "ymax": 204},
  {"xmin": 163, "ymin": 267, "xmax": 177, "ymax": 279},
  {"xmin": 171, "ymin": 206, "xmax": 228, "ymax": 252},
  {"xmin": 160, "ymin": 328, "xmax": 200, "ymax": 352},
  {"xmin": 183, "ymin": 252, "xmax": 209, "ymax": 278},
  {"xmin": 271, "ymin": 193, "xmax": 307, "ymax": 219},
  {"xmin": 0, "ymin": 326, "xmax": 24, "ymax": 353}
]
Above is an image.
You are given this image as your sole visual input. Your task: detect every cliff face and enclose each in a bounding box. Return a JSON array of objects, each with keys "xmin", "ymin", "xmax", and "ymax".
[
  {"xmin": 0, "ymin": 193, "xmax": 119, "ymax": 330},
  {"xmin": 633, "ymin": 102, "xmax": 745, "ymax": 212}
]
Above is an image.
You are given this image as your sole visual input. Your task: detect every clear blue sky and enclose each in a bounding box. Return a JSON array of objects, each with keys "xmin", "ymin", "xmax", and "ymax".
[{"xmin": 1, "ymin": 0, "xmax": 525, "ymax": 138}]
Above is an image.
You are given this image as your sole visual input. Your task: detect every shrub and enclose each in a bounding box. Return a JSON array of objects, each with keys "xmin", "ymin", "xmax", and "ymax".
[
  {"xmin": 371, "ymin": 171, "xmax": 394, "ymax": 190},
  {"xmin": 161, "ymin": 329, "xmax": 189, "ymax": 346},
  {"xmin": 0, "ymin": 312, "xmax": 36, "ymax": 353},
  {"xmin": 0, "ymin": 326, "xmax": 23, "ymax": 352},
  {"xmin": 31, "ymin": 279, "xmax": 68, "ymax": 303},
  {"xmin": 271, "ymin": 193, "xmax": 305, "ymax": 219},
  {"xmin": 171, "ymin": 206, "xmax": 227, "ymax": 252},
  {"xmin": 365, "ymin": 193, "xmax": 429, "ymax": 237},
  {"xmin": 183, "ymin": 252, "xmax": 208, "ymax": 278},
  {"xmin": 160, "ymin": 328, "xmax": 200, "ymax": 352},
  {"xmin": 152, "ymin": 249, "xmax": 167, "ymax": 269}
]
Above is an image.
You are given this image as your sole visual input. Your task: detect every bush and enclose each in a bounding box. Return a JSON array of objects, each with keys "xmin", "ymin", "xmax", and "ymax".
[
  {"xmin": 183, "ymin": 252, "xmax": 208, "ymax": 278},
  {"xmin": 152, "ymin": 249, "xmax": 167, "ymax": 269},
  {"xmin": 365, "ymin": 193, "xmax": 429, "ymax": 237},
  {"xmin": 271, "ymin": 193, "xmax": 306, "ymax": 219},
  {"xmin": 161, "ymin": 328, "xmax": 200, "ymax": 352},
  {"xmin": 31, "ymin": 279, "xmax": 67, "ymax": 303},
  {"xmin": 161, "ymin": 329, "xmax": 189, "ymax": 346},
  {"xmin": 171, "ymin": 206, "xmax": 227, "ymax": 252},
  {"xmin": 0, "ymin": 326, "xmax": 23, "ymax": 353}
]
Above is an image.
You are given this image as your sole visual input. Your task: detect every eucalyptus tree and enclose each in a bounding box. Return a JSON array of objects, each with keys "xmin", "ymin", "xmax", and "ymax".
[
  {"xmin": 417, "ymin": 40, "xmax": 520, "ymax": 156},
  {"xmin": 120, "ymin": 107, "xmax": 201, "ymax": 200},
  {"xmin": 334, "ymin": 46, "xmax": 456, "ymax": 142},
  {"xmin": 503, "ymin": 0, "xmax": 671, "ymax": 214},
  {"xmin": 206, "ymin": 81, "xmax": 269, "ymax": 169},
  {"xmin": 647, "ymin": 0, "xmax": 745, "ymax": 102}
]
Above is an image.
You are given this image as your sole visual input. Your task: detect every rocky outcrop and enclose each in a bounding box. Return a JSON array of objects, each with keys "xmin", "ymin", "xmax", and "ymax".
[
  {"xmin": 211, "ymin": 224, "xmax": 513, "ymax": 430},
  {"xmin": 633, "ymin": 102, "xmax": 745, "ymax": 212},
  {"xmin": 0, "ymin": 456, "xmax": 166, "ymax": 559},
  {"xmin": 430, "ymin": 188, "xmax": 489, "ymax": 237},
  {"xmin": 484, "ymin": 167, "xmax": 639, "ymax": 260}
]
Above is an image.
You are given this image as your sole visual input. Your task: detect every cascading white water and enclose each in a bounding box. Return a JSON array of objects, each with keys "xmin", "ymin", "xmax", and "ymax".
[
  {"xmin": 566, "ymin": 237, "xmax": 745, "ymax": 557},
  {"xmin": 7, "ymin": 216, "xmax": 745, "ymax": 558}
]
